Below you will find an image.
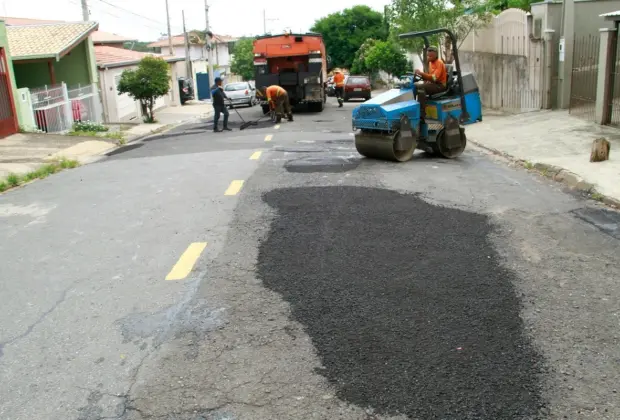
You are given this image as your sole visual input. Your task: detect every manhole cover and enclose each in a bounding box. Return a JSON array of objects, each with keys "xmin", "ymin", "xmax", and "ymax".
[
  {"xmin": 571, "ymin": 207, "xmax": 620, "ymax": 239},
  {"xmin": 285, "ymin": 156, "xmax": 361, "ymax": 173},
  {"xmin": 105, "ymin": 143, "xmax": 143, "ymax": 156}
]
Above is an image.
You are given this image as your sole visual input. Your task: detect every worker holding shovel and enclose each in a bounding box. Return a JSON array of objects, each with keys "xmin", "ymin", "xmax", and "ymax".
[{"xmin": 211, "ymin": 77, "xmax": 232, "ymax": 132}]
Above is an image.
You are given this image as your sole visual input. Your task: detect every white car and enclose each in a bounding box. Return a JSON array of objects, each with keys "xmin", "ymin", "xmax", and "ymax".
[{"xmin": 224, "ymin": 81, "xmax": 256, "ymax": 108}]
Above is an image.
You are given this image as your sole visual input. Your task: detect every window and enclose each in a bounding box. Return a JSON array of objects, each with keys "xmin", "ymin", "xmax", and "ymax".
[
  {"xmin": 225, "ymin": 82, "xmax": 248, "ymax": 91},
  {"xmin": 348, "ymin": 77, "xmax": 369, "ymax": 85}
]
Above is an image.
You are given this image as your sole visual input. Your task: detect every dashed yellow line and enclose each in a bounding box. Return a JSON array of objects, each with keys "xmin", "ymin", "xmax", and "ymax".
[
  {"xmin": 264, "ymin": 134, "xmax": 273, "ymax": 142},
  {"xmin": 224, "ymin": 180, "xmax": 244, "ymax": 196},
  {"xmin": 274, "ymin": 125, "xmax": 280, "ymax": 130},
  {"xmin": 165, "ymin": 242, "xmax": 207, "ymax": 281},
  {"xmin": 250, "ymin": 151, "xmax": 262, "ymax": 160}
]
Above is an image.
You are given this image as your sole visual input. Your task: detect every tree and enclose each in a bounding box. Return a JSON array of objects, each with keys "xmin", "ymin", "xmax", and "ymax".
[
  {"xmin": 351, "ymin": 38, "xmax": 378, "ymax": 76},
  {"xmin": 311, "ymin": 5, "xmax": 388, "ymax": 69},
  {"xmin": 364, "ymin": 40, "xmax": 409, "ymax": 79},
  {"xmin": 117, "ymin": 56, "xmax": 170, "ymax": 123},
  {"xmin": 388, "ymin": 0, "xmax": 491, "ymax": 63},
  {"xmin": 230, "ymin": 38, "xmax": 255, "ymax": 81}
]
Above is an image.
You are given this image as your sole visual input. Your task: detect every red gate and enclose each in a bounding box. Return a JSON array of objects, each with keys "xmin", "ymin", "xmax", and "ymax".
[{"xmin": 0, "ymin": 47, "xmax": 18, "ymax": 138}]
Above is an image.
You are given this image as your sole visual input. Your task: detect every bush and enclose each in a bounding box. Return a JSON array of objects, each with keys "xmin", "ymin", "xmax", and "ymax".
[{"xmin": 73, "ymin": 121, "xmax": 109, "ymax": 133}]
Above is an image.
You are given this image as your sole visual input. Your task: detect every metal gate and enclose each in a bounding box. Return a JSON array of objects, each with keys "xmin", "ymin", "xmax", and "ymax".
[
  {"xmin": 30, "ymin": 83, "xmax": 73, "ymax": 133},
  {"xmin": 0, "ymin": 47, "xmax": 18, "ymax": 138},
  {"xmin": 569, "ymin": 34, "xmax": 600, "ymax": 121},
  {"xmin": 196, "ymin": 72, "xmax": 212, "ymax": 100}
]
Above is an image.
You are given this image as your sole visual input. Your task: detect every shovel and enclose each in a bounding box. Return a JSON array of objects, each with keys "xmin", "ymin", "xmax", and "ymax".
[{"xmin": 226, "ymin": 99, "xmax": 265, "ymax": 130}]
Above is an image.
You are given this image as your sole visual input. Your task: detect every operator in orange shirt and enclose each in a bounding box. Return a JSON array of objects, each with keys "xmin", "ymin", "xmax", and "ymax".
[
  {"xmin": 333, "ymin": 70, "xmax": 345, "ymax": 107},
  {"xmin": 265, "ymin": 85, "xmax": 293, "ymax": 122},
  {"xmin": 414, "ymin": 46, "xmax": 448, "ymax": 121}
]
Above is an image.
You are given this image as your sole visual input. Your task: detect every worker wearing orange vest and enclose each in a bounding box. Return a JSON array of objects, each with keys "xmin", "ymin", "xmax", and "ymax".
[
  {"xmin": 266, "ymin": 85, "xmax": 293, "ymax": 122},
  {"xmin": 333, "ymin": 70, "xmax": 345, "ymax": 107}
]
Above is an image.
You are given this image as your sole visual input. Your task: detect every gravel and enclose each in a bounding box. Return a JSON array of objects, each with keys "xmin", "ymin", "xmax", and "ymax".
[{"xmin": 257, "ymin": 186, "xmax": 546, "ymax": 419}]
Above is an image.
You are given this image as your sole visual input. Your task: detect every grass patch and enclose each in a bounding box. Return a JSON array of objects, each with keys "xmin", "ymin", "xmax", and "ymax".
[
  {"xmin": 68, "ymin": 130, "xmax": 125, "ymax": 142},
  {"xmin": 591, "ymin": 192, "xmax": 605, "ymax": 202},
  {"xmin": 523, "ymin": 161, "xmax": 534, "ymax": 170},
  {"xmin": 0, "ymin": 158, "xmax": 80, "ymax": 193}
]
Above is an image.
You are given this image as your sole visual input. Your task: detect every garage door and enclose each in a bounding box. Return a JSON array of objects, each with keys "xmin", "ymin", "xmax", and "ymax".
[{"xmin": 114, "ymin": 74, "xmax": 138, "ymax": 121}]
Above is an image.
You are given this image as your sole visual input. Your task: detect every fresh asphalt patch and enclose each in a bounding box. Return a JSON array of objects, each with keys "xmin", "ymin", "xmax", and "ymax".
[{"xmin": 257, "ymin": 186, "xmax": 545, "ymax": 419}]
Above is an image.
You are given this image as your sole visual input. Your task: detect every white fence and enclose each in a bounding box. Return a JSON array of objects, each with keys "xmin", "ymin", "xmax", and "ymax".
[
  {"xmin": 30, "ymin": 82, "xmax": 103, "ymax": 133},
  {"xmin": 459, "ymin": 9, "xmax": 544, "ymax": 112}
]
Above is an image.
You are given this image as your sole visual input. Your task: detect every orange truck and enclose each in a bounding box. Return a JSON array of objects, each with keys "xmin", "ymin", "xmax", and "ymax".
[{"xmin": 253, "ymin": 32, "xmax": 328, "ymax": 113}]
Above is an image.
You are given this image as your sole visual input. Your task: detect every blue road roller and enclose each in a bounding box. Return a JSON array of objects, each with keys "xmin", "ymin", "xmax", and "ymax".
[{"xmin": 352, "ymin": 28, "xmax": 483, "ymax": 162}]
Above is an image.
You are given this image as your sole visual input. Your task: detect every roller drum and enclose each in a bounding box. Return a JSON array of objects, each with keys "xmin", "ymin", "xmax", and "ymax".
[{"xmin": 354, "ymin": 130, "xmax": 416, "ymax": 162}]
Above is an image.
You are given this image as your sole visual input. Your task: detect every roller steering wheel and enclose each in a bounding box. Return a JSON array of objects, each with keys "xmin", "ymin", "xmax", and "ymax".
[{"xmin": 413, "ymin": 72, "xmax": 423, "ymax": 82}]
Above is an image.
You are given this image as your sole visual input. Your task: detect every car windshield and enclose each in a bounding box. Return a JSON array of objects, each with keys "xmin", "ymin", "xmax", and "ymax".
[
  {"xmin": 348, "ymin": 77, "xmax": 368, "ymax": 85},
  {"xmin": 225, "ymin": 83, "xmax": 247, "ymax": 91}
]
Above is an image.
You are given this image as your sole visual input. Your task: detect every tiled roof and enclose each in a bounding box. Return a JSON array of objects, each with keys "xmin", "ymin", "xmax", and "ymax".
[
  {"xmin": 7, "ymin": 22, "xmax": 99, "ymax": 60},
  {"xmin": 92, "ymin": 31, "xmax": 136, "ymax": 44},
  {"xmin": 147, "ymin": 33, "xmax": 238, "ymax": 48},
  {"xmin": 95, "ymin": 45, "xmax": 183, "ymax": 68}
]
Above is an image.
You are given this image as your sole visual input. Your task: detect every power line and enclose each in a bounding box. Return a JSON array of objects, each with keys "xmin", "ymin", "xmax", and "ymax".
[{"xmin": 96, "ymin": 0, "xmax": 181, "ymax": 31}]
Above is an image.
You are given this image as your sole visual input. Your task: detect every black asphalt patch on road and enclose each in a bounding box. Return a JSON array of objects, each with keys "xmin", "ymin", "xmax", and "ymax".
[
  {"xmin": 257, "ymin": 186, "xmax": 545, "ymax": 419},
  {"xmin": 284, "ymin": 156, "xmax": 360, "ymax": 173},
  {"xmin": 571, "ymin": 207, "xmax": 620, "ymax": 239},
  {"xmin": 104, "ymin": 143, "xmax": 143, "ymax": 156}
]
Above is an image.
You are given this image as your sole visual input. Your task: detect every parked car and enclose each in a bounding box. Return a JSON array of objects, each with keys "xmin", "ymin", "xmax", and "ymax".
[
  {"xmin": 224, "ymin": 81, "xmax": 256, "ymax": 108},
  {"xmin": 178, "ymin": 77, "xmax": 194, "ymax": 105},
  {"xmin": 343, "ymin": 75, "xmax": 371, "ymax": 101}
]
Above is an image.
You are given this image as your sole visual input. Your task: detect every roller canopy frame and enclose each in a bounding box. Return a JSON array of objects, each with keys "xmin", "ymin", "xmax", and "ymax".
[{"xmin": 399, "ymin": 28, "xmax": 469, "ymax": 122}]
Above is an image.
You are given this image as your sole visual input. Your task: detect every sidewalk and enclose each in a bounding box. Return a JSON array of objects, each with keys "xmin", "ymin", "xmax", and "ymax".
[
  {"xmin": 467, "ymin": 110, "xmax": 620, "ymax": 206},
  {"xmin": 0, "ymin": 100, "xmax": 214, "ymax": 179}
]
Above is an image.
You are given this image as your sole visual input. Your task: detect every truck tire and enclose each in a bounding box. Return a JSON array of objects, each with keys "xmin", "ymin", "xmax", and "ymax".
[{"xmin": 309, "ymin": 101, "xmax": 324, "ymax": 112}]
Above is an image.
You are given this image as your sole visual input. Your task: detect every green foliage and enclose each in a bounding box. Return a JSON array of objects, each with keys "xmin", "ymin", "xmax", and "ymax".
[
  {"xmin": 351, "ymin": 39, "xmax": 378, "ymax": 75},
  {"xmin": 230, "ymin": 38, "xmax": 255, "ymax": 81},
  {"xmin": 0, "ymin": 159, "xmax": 79, "ymax": 193},
  {"xmin": 388, "ymin": 0, "xmax": 491, "ymax": 60},
  {"xmin": 311, "ymin": 5, "xmax": 388, "ymax": 69},
  {"xmin": 73, "ymin": 121, "xmax": 108, "ymax": 133},
  {"xmin": 123, "ymin": 41, "xmax": 152, "ymax": 52},
  {"xmin": 364, "ymin": 40, "xmax": 409, "ymax": 77},
  {"xmin": 117, "ymin": 56, "xmax": 170, "ymax": 122}
]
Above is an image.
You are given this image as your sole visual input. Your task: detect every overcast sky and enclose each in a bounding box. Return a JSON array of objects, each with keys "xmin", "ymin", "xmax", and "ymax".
[{"xmin": 2, "ymin": 0, "xmax": 391, "ymax": 41}]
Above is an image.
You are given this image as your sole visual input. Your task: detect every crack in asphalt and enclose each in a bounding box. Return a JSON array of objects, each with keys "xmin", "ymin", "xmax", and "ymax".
[{"xmin": 0, "ymin": 286, "xmax": 71, "ymax": 359}]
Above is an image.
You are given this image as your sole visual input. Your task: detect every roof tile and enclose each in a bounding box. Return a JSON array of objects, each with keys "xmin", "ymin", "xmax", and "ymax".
[
  {"xmin": 7, "ymin": 22, "xmax": 99, "ymax": 60},
  {"xmin": 95, "ymin": 45, "xmax": 179, "ymax": 67}
]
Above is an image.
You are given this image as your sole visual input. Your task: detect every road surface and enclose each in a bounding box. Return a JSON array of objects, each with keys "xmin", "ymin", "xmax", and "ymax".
[{"xmin": 1, "ymin": 98, "xmax": 619, "ymax": 420}]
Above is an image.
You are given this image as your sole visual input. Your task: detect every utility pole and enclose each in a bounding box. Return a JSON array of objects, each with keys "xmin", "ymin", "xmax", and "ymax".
[
  {"xmin": 165, "ymin": 0, "xmax": 174, "ymax": 56},
  {"xmin": 205, "ymin": 0, "xmax": 215, "ymax": 89},
  {"xmin": 263, "ymin": 9, "xmax": 266, "ymax": 34},
  {"xmin": 81, "ymin": 0, "xmax": 89, "ymax": 21},
  {"xmin": 182, "ymin": 11, "xmax": 192, "ymax": 80}
]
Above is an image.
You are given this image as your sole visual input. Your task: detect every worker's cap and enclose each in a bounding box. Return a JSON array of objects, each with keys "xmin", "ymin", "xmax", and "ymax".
[
  {"xmin": 214, "ymin": 77, "xmax": 223, "ymax": 83},
  {"xmin": 427, "ymin": 46, "xmax": 438, "ymax": 53}
]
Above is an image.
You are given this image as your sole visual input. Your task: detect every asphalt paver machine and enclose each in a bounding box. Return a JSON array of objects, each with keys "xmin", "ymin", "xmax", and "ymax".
[{"xmin": 352, "ymin": 28, "xmax": 483, "ymax": 162}]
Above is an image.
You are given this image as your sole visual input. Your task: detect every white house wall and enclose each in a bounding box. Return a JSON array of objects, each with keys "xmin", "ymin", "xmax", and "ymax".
[
  {"xmin": 99, "ymin": 62, "xmax": 181, "ymax": 123},
  {"xmin": 172, "ymin": 45, "xmax": 206, "ymax": 61}
]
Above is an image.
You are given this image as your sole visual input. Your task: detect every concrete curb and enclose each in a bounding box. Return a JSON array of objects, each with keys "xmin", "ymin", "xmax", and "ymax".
[{"xmin": 469, "ymin": 139, "xmax": 620, "ymax": 209}]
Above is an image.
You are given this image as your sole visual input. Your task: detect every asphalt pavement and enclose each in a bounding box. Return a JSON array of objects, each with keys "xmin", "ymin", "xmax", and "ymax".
[{"xmin": 1, "ymin": 97, "xmax": 620, "ymax": 420}]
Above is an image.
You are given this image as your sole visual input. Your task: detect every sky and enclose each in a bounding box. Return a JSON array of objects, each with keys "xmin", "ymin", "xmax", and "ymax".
[{"xmin": 1, "ymin": 0, "xmax": 391, "ymax": 41}]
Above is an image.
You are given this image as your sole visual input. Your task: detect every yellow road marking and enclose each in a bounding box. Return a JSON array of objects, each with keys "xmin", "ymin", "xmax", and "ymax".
[
  {"xmin": 264, "ymin": 134, "xmax": 273, "ymax": 142},
  {"xmin": 165, "ymin": 242, "xmax": 207, "ymax": 281},
  {"xmin": 274, "ymin": 125, "xmax": 280, "ymax": 130},
  {"xmin": 250, "ymin": 151, "xmax": 262, "ymax": 160},
  {"xmin": 224, "ymin": 180, "xmax": 244, "ymax": 196}
]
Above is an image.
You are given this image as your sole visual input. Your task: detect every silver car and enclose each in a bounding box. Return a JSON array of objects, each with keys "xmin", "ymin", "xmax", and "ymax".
[{"xmin": 224, "ymin": 81, "xmax": 256, "ymax": 108}]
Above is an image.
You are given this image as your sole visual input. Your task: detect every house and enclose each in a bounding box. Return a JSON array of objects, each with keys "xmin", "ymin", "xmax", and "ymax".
[
  {"xmin": 91, "ymin": 31, "xmax": 136, "ymax": 48},
  {"xmin": 95, "ymin": 46, "xmax": 185, "ymax": 122},
  {"xmin": 0, "ymin": 20, "xmax": 21, "ymax": 138},
  {"xmin": 147, "ymin": 33, "xmax": 238, "ymax": 76}
]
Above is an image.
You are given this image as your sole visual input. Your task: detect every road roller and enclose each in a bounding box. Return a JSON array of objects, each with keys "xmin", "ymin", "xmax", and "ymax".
[{"xmin": 352, "ymin": 28, "xmax": 483, "ymax": 162}]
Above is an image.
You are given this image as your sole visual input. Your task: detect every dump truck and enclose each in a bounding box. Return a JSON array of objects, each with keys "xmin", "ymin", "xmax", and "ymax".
[{"xmin": 253, "ymin": 32, "xmax": 328, "ymax": 113}]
